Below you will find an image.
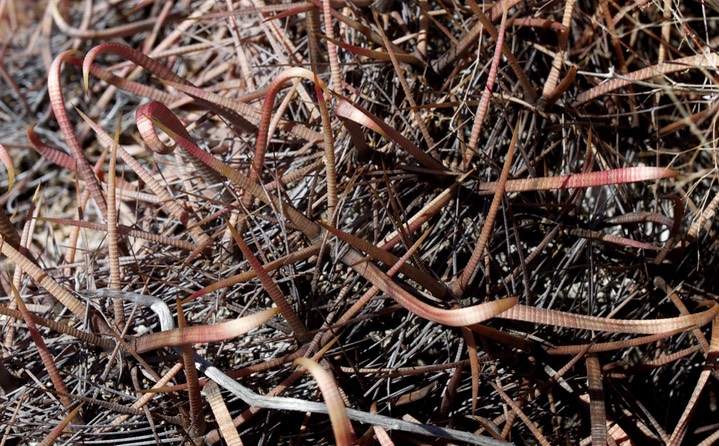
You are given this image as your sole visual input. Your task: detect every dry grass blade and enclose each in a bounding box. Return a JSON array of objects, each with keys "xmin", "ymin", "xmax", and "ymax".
[
  {"xmin": 568, "ymin": 228, "xmax": 660, "ymax": 251},
  {"xmin": 134, "ymin": 101, "xmax": 320, "ymax": 239},
  {"xmin": 107, "ymin": 114, "xmax": 124, "ymax": 327},
  {"xmin": 466, "ymin": 0, "xmax": 537, "ymax": 103},
  {"xmin": 490, "ymin": 381, "xmax": 550, "ymax": 446},
  {"xmin": 132, "ymin": 306, "xmax": 279, "ymax": 353},
  {"xmin": 37, "ymin": 402, "xmax": 84, "ymax": 446},
  {"xmin": 344, "ymin": 245, "xmax": 518, "ymax": 326},
  {"xmin": 319, "ymin": 220, "xmax": 449, "ymax": 298},
  {"xmin": 76, "ymin": 108, "xmax": 211, "ymax": 245},
  {"xmin": 0, "ymin": 207, "xmax": 20, "ymax": 248},
  {"xmin": 689, "ymin": 187, "xmax": 719, "ymax": 239},
  {"xmin": 9, "ymin": 280, "xmax": 75, "ymax": 416},
  {"xmin": 371, "ymin": 8, "xmax": 435, "ymax": 150},
  {"xmin": 39, "ymin": 217, "xmax": 199, "ymax": 251},
  {"xmin": 462, "ymin": 0, "xmax": 508, "ymax": 168},
  {"xmin": 0, "ymin": 143, "xmax": 13, "ymax": 191},
  {"xmin": 314, "ymin": 76, "xmax": 339, "ymax": 220},
  {"xmin": 175, "ymin": 299, "xmax": 205, "ymax": 437},
  {"xmin": 334, "ymin": 99, "xmax": 446, "ymax": 173},
  {"xmin": 479, "ymin": 166, "xmax": 676, "ymax": 194},
  {"xmin": 378, "ymin": 171, "xmax": 472, "ymax": 250},
  {"xmin": 109, "ymin": 363, "xmax": 184, "ymax": 427},
  {"xmin": 205, "ymin": 380, "xmax": 243, "ymax": 446},
  {"xmin": 585, "ymin": 355, "xmax": 607, "ymax": 446},
  {"xmin": 0, "ymin": 303, "xmax": 112, "ymax": 349},
  {"xmin": 546, "ymin": 327, "xmax": 685, "ymax": 355},
  {"xmin": 82, "ymin": 42, "xmax": 188, "ymax": 92},
  {"xmin": 455, "ymin": 119, "xmax": 518, "ymax": 294},
  {"xmin": 27, "ymin": 124, "xmax": 75, "ymax": 170},
  {"xmin": 667, "ymin": 316, "xmax": 719, "ymax": 445},
  {"xmin": 321, "ymin": 1, "xmax": 341, "ymax": 90},
  {"xmin": 48, "ymin": 50, "xmax": 108, "ymax": 217},
  {"xmin": 187, "ymin": 244, "xmax": 321, "ymax": 300},
  {"xmin": 0, "ymin": 234, "xmax": 86, "ymax": 319},
  {"xmin": 201, "ymin": 361, "xmax": 507, "ymax": 445},
  {"xmin": 66, "ymin": 55, "xmax": 177, "ymax": 103},
  {"xmin": 294, "ymin": 357, "xmax": 355, "ymax": 446},
  {"xmin": 369, "ymin": 402, "xmax": 394, "ymax": 446},
  {"xmin": 575, "ymin": 53, "xmax": 719, "ymax": 106},
  {"xmin": 226, "ymin": 221, "xmax": 310, "ymax": 342},
  {"xmin": 318, "ymin": 32, "xmax": 421, "ymax": 64},
  {"xmin": 250, "ymin": 67, "xmax": 328, "ymax": 186},
  {"xmin": 540, "ymin": 0, "xmax": 574, "ymax": 100},
  {"xmin": 498, "ymin": 302, "xmax": 718, "ymax": 334},
  {"xmin": 318, "ymin": 221, "xmax": 435, "ymax": 350},
  {"xmin": 461, "ymin": 327, "xmax": 480, "ymax": 414}
]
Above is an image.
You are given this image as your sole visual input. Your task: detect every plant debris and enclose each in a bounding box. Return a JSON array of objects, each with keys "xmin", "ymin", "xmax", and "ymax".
[{"xmin": 1, "ymin": 1, "xmax": 719, "ymax": 445}]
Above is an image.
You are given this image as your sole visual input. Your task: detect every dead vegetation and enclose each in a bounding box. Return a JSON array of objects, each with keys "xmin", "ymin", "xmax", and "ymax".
[{"xmin": 1, "ymin": 0, "xmax": 719, "ymax": 444}]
